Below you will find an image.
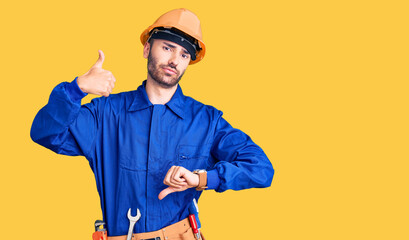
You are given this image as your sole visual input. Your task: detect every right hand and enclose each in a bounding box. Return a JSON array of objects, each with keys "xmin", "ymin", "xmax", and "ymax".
[{"xmin": 77, "ymin": 50, "xmax": 116, "ymax": 97}]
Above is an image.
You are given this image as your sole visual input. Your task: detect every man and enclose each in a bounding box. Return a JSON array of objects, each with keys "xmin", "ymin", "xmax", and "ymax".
[{"xmin": 31, "ymin": 8, "xmax": 274, "ymax": 239}]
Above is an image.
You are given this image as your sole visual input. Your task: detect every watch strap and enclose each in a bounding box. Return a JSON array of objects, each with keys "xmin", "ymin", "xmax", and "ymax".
[{"xmin": 193, "ymin": 170, "xmax": 208, "ymax": 191}]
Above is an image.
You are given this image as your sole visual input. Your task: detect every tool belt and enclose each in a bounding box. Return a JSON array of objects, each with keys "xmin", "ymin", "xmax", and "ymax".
[{"xmin": 93, "ymin": 218, "xmax": 205, "ymax": 240}]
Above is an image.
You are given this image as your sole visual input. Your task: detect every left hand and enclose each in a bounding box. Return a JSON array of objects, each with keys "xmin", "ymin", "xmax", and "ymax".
[{"xmin": 158, "ymin": 166, "xmax": 199, "ymax": 200}]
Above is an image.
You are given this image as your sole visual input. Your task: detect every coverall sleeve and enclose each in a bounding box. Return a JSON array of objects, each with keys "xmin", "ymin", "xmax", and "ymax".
[
  {"xmin": 208, "ymin": 111, "xmax": 274, "ymax": 193},
  {"xmin": 30, "ymin": 77, "xmax": 100, "ymax": 161}
]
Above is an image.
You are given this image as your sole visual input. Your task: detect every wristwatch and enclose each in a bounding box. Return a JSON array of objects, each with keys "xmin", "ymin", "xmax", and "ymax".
[{"xmin": 193, "ymin": 169, "xmax": 208, "ymax": 191}]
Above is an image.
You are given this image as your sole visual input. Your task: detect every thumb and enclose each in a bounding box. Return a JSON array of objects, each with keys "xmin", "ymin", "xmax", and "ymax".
[
  {"xmin": 93, "ymin": 50, "xmax": 105, "ymax": 68},
  {"xmin": 158, "ymin": 187, "xmax": 175, "ymax": 200}
]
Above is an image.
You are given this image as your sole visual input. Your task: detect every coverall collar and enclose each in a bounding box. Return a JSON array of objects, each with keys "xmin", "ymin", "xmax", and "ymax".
[{"xmin": 127, "ymin": 80, "xmax": 186, "ymax": 119}]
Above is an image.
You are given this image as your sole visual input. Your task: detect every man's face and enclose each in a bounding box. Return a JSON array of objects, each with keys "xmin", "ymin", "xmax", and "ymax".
[{"xmin": 144, "ymin": 39, "xmax": 191, "ymax": 89}]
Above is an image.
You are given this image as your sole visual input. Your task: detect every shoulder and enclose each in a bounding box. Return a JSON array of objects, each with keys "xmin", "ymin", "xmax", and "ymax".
[
  {"xmin": 85, "ymin": 90, "xmax": 137, "ymax": 115},
  {"xmin": 106, "ymin": 90, "xmax": 136, "ymax": 104},
  {"xmin": 184, "ymin": 95, "xmax": 224, "ymax": 120}
]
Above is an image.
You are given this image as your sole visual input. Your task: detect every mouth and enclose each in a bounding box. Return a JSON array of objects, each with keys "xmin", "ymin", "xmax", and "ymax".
[{"xmin": 162, "ymin": 67, "xmax": 177, "ymax": 75}]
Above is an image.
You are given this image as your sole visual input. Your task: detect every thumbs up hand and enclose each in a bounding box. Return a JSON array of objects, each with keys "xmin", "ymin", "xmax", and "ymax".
[{"xmin": 77, "ymin": 50, "xmax": 116, "ymax": 97}]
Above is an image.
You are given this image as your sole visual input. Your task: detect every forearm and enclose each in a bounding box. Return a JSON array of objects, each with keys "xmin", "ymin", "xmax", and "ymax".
[
  {"xmin": 209, "ymin": 114, "xmax": 274, "ymax": 192},
  {"xmin": 210, "ymin": 148, "xmax": 274, "ymax": 192}
]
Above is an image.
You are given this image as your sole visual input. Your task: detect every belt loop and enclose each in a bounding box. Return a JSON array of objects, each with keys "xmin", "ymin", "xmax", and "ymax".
[{"xmin": 161, "ymin": 226, "xmax": 166, "ymax": 240}]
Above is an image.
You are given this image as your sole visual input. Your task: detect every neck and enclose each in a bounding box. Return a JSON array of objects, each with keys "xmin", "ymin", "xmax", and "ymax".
[{"xmin": 145, "ymin": 78, "xmax": 178, "ymax": 105}]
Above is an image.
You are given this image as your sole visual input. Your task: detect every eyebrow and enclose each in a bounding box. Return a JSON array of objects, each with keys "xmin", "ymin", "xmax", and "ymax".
[{"xmin": 163, "ymin": 42, "xmax": 190, "ymax": 55}]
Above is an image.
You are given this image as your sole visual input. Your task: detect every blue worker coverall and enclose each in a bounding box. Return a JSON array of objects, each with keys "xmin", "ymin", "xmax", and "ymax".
[{"xmin": 30, "ymin": 78, "xmax": 274, "ymax": 236}]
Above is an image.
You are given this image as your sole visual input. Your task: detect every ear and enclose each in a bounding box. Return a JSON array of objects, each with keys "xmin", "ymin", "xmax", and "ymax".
[{"xmin": 143, "ymin": 41, "xmax": 151, "ymax": 59}]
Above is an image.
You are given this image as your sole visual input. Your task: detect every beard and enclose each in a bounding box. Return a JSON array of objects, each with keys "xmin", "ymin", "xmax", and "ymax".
[{"xmin": 147, "ymin": 50, "xmax": 185, "ymax": 89}]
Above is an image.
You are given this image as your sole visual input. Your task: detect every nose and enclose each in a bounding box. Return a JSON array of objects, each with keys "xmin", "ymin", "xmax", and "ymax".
[{"xmin": 168, "ymin": 52, "xmax": 179, "ymax": 67}]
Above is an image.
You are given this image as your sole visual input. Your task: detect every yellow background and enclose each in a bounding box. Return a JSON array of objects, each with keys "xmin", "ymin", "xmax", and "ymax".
[{"xmin": 1, "ymin": 0, "xmax": 408, "ymax": 239}]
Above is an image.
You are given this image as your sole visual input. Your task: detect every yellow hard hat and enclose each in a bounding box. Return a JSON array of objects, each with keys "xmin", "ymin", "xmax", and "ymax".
[{"xmin": 140, "ymin": 8, "xmax": 206, "ymax": 65}]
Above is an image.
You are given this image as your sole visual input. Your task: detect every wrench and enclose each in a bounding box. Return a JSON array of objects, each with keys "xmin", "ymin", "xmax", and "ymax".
[{"xmin": 126, "ymin": 208, "xmax": 141, "ymax": 240}]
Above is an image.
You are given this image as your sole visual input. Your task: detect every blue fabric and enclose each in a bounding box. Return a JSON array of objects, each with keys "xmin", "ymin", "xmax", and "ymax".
[
  {"xmin": 66, "ymin": 76, "xmax": 88, "ymax": 101},
  {"xmin": 30, "ymin": 78, "xmax": 274, "ymax": 236}
]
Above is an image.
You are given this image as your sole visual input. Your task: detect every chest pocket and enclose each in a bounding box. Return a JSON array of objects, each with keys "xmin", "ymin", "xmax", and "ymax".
[{"xmin": 177, "ymin": 144, "xmax": 212, "ymax": 171}]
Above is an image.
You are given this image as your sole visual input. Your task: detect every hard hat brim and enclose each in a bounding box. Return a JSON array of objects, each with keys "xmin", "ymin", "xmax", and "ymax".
[{"xmin": 140, "ymin": 24, "xmax": 206, "ymax": 65}]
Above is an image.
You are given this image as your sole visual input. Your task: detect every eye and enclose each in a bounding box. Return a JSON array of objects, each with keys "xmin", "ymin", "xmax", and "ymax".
[
  {"xmin": 181, "ymin": 53, "xmax": 190, "ymax": 59},
  {"xmin": 163, "ymin": 46, "xmax": 171, "ymax": 51}
]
